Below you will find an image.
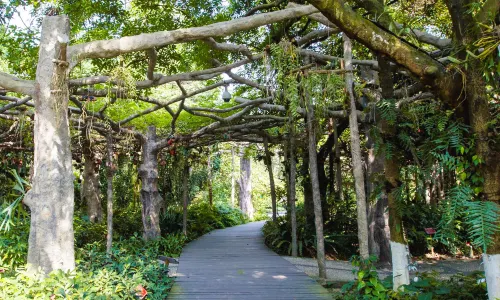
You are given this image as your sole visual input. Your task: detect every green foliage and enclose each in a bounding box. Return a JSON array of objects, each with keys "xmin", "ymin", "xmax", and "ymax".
[
  {"xmin": 435, "ymin": 184, "xmax": 500, "ymax": 253},
  {"xmin": 392, "ymin": 271, "xmax": 487, "ymax": 300},
  {"xmin": 263, "ymin": 208, "xmax": 357, "ymax": 258},
  {"xmin": 183, "ymin": 201, "xmax": 247, "ymax": 239},
  {"xmin": 463, "ymin": 201, "xmax": 500, "ymax": 252},
  {"xmin": 336, "ymin": 258, "xmax": 487, "ymax": 300},
  {"xmin": 0, "ymin": 218, "xmax": 29, "ymax": 271},
  {"xmin": 339, "ymin": 255, "xmax": 388, "ymax": 300},
  {"xmin": 0, "ymin": 169, "xmax": 29, "ymax": 231},
  {"xmin": 73, "ymin": 214, "xmax": 108, "ymax": 248},
  {"xmin": 0, "ymin": 236, "xmax": 178, "ymax": 299},
  {"xmin": 377, "ymin": 98, "xmax": 397, "ymax": 125}
]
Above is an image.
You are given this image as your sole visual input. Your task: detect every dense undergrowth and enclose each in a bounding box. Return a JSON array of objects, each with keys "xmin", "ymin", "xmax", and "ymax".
[
  {"xmin": 0, "ymin": 202, "xmax": 247, "ymax": 299},
  {"xmin": 263, "ymin": 200, "xmax": 476, "ymax": 260},
  {"xmin": 333, "ymin": 255, "xmax": 487, "ymax": 300}
]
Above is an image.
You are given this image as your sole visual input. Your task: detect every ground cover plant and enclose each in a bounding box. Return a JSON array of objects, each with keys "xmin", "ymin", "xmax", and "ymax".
[{"xmin": 0, "ymin": 0, "xmax": 499, "ymax": 298}]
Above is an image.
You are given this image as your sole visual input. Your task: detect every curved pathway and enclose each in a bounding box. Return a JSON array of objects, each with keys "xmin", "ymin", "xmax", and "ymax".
[{"xmin": 169, "ymin": 221, "xmax": 331, "ymax": 299}]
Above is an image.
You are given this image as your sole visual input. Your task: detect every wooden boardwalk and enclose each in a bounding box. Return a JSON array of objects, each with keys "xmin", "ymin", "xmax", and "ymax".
[{"xmin": 169, "ymin": 221, "xmax": 331, "ymax": 299}]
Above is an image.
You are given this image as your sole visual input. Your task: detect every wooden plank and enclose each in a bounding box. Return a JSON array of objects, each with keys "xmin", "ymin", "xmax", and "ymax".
[{"xmin": 169, "ymin": 221, "xmax": 331, "ymax": 299}]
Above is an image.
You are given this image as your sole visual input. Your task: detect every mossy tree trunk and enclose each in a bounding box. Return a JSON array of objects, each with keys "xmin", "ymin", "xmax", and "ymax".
[{"xmin": 139, "ymin": 126, "xmax": 162, "ymax": 240}]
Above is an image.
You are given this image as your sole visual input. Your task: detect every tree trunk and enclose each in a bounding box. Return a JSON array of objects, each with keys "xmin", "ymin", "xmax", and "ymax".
[
  {"xmin": 182, "ymin": 164, "xmax": 189, "ymax": 236},
  {"xmin": 387, "ymin": 158, "xmax": 409, "ymax": 289},
  {"xmin": 207, "ymin": 152, "xmax": 213, "ymax": 206},
  {"xmin": 317, "ymin": 148, "xmax": 331, "ymax": 223},
  {"xmin": 239, "ymin": 149, "xmax": 254, "ymax": 219},
  {"xmin": 81, "ymin": 124, "xmax": 103, "ymax": 223},
  {"xmin": 231, "ymin": 146, "xmax": 236, "ymax": 207},
  {"xmin": 333, "ymin": 119, "xmax": 343, "ymax": 201},
  {"xmin": 344, "ymin": 34, "xmax": 369, "ymax": 259},
  {"xmin": 264, "ymin": 137, "xmax": 277, "ymax": 221},
  {"xmin": 301, "ymin": 148, "xmax": 315, "ymax": 226},
  {"xmin": 366, "ymin": 130, "xmax": 391, "ymax": 265},
  {"xmin": 468, "ymin": 71, "xmax": 500, "ymax": 299},
  {"xmin": 374, "ymin": 50, "xmax": 409, "ymax": 287},
  {"xmin": 289, "ymin": 123, "xmax": 298, "ymax": 257},
  {"xmin": 139, "ymin": 126, "xmax": 162, "ymax": 240},
  {"xmin": 304, "ymin": 82, "xmax": 327, "ymax": 280},
  {"xmin": 23, "ymin": 15, "xmax": 75, "ymax": 274},
  {"xmin": 106, "ymin": 134, "xmax": 114, "ymax": 254}
]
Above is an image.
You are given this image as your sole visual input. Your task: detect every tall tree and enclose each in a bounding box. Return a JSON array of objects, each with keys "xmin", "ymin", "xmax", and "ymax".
[
  {"xmin": 105, "ymin": 134, "xmax": 115, "ymax": 254},
  {"xmin": 182, "ymin": 163, "xmax": 189, "ymax": 236},
  {"xmin": 264, "ymin": 136, "xmax": 277, "ymax": 221},
  {"xmin": 81, "ymin": 122, "xmax": 103, "ymax": 223},
  {"xmin": 289, "ymin": 119, "xmax": 298, "ymax": 257},
  {"xmin": 239, "ymin": 147, "xmax": 254, "ymax": 219},
  {"xmin": 139, "ymin": 126, "xmax": 162, "ymax": 240},
  {"xmin": 343, "ymin": 34, "xmax": 369, "ymax": 259},
  {"xmin": 304, "ymin": 76, "xmax": 327, "ymax": 280},
  {"xmin": 231, "ymin": 146, "xmax": 236, "ymax": 207},
  {"xmin": 23, "ymin": 15, "xmax": 75, "ymax": 274}
]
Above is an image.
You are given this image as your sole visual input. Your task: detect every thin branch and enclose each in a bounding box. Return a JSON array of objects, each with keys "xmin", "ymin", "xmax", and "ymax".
[
  {"xmin": 187, "ymin": 97, "xmax": 271, "ymax": 113},
  {"xmin": 0, "ymin": 96, "xmax": 32, "ymax": 113},
  {"xmin": 70, "ymin": 55, "xmax": 263, "ymax": 89},
  {"xmin": 0, "ymin": 121, "xmax": 18, "ymax": 139},
  {"xmin": 117, "ymin": 80, "xmax": 229, "ymax": 125},
  {"xmin": 298, "ymin": 49, "xmax": 379, "ymax": 69},
  {"xmin": 203, "ymin": 38, "xmax": 254, "ymax": 58},
  {"xmin": 296, "ymin": 28, "xmax": 339, "ymax": 47},
  {"xmin": 287, "ymin": 2, "xmax": 336, "ymax": 28},
  {"xmin": 245, "ymin": 0, "xmax": 286, "ymax": 16},
  {"xmin": 146, "ymin": 48, "xmax": 158, "ymax": 80},
  {"xmin": 190, "ymin": 106, "xmax": 255, "ymax": 138},
  {"xmin": 171, "ymin": 81, "xmax": 187, "ymax": 134}
]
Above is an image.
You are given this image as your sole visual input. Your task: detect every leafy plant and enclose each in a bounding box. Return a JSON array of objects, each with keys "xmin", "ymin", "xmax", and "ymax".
[
  {"xmin": 339, "ymin": 255, "xmax": 388, "ymax": 300},
  {"xmin": 393, "ymin": 271, "xmax": 487, "ymax": 300},
  {"xmin": 0, "ymin": 169, "xmax": 29, "ymax": 231},
  {"xmin": 335, "ymin": 259, "xmax": 487, "ymax": 300},
  {"xmin": 464, "ymin": 201, "xmax": 500, "ymax": 252}
]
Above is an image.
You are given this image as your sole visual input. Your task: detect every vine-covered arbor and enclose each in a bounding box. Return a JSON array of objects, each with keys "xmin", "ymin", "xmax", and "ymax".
[{"xmin": 0, "ymin": 0, "xmax": 499, "ymax": 298}]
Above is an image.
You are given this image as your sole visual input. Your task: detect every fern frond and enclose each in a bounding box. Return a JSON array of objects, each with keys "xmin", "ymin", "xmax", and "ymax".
[{"xmin": 464, "ymin": 201, "xmax": 500, "ymax": 252}]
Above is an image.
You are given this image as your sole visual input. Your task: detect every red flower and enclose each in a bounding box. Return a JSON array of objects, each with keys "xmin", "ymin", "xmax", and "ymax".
[{"xmin": 136, "ymin": 285, "xmax": 148, "ymax": 299}]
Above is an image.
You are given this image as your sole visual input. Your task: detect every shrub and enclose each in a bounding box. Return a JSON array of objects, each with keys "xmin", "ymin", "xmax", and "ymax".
[
  {"xmin": 73, "ymin": 214, "xmax": 107, "ymax": 248},
  {"xmin": 335, "ymin": 255, "xmax": 487, "ymax": 300},
  {"xmin": 186, "ymin": 201, "xmax": 247, "ymax": 239},
  {"xmin": 160, "ymin": 202, "xmax": 247, "ymax": 240},
  {"xmin": 263, "ymin": 212, "xmax": 357, "ymax": 258},
  {"xmin": 0, "ymin": 218, "xmax": 29, "ymax": 271},
  {"xmin": 337, "ymin": 255, "xmax": 389, "ymax": 299},
  {"xmin": 213, "ymin": 203, "xmax": 247, "ymax": 227},
  {"xmin": 0, "ymin": 234, "xmax": 186, "ymax": 299}
]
